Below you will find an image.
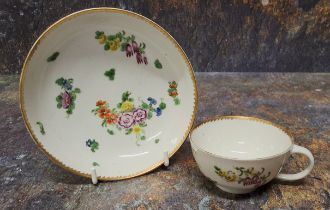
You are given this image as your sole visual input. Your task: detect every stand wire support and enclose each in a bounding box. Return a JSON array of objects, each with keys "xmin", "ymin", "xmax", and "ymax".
[
  {"xmin": 164, "ymin": 151, "xmax": 169, "ymax": 167},
  {"xmin": 91, "ymin": 167, "xmax": 98, "ymax": 185},
  {"xmin": 90, "ymin": 151, "xmax": 170, "ymax": 184}
]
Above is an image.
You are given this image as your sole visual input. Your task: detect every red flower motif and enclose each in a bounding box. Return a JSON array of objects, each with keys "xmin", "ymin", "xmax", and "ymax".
[
  {"xmin": 98, "ymin": 107, "xmax": 110, "ymax": 119},
  {"xmin": 106, "ymin": 113, "xmax": 118, "ymax": 125},
  {"xmin": 96, "ymin": 100, "xmax": 106, "ymax": 107}
]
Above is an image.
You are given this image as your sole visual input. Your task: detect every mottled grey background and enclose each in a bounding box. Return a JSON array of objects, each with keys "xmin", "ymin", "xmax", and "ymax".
[{"xmin": 1, "ymin": 0, "xmax": 330, "ymax": 74}]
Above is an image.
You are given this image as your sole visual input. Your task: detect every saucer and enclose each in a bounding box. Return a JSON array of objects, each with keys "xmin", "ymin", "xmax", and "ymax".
[{"xmin": 20, "ymin": 8, "xmax": 197, "ymax": 180}]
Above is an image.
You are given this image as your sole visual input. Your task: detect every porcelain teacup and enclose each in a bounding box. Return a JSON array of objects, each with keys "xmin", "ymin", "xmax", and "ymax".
[{"xmin": 190, "ymin": 116, "xmax": 314, "ymax": 194}]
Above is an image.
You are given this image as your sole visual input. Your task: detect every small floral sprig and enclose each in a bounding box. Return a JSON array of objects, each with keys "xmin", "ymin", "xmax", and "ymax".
[
  {"xmin": 154, "ymin": 59, "xmax": 162, "ymax": 69},
  {"xmin": 36, "ymin": 122, "xmax": 45, "ymax": 135},
  {"xmin": 168, "ymin": 81, "xmax": 180, "ymax": 105},
  {"xmin": 47, "ymin": 52, "xmax": 59, "ymax": 62},
  {"xmin": 95, "ymin": 30, "xmax": 148, "ymax": 65},
  {"xmin": 55, "ymin": 77, "xmax": 81, "ymax": 116},
  {"xmin": 104, "ymin": 68, "xmax": 115, "ymax": 80},
  {"xmin": 141, "ymin": 97, "xmax": 166, "ymax": 118},
  {"xmin": 86, "ymin": 139, "xmax": 99, "ymax": 152}
]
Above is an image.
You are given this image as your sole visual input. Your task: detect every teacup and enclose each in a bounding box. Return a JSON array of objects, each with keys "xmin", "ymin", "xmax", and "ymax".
[{"xmin": 190, "ymin": 116, "xmax": 314, "ymax": 194}]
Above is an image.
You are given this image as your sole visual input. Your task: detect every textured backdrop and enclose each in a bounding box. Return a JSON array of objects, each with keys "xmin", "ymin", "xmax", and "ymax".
[{"xmin": 1, "ymin": 0, "xmax": 330, "ymax": 74}]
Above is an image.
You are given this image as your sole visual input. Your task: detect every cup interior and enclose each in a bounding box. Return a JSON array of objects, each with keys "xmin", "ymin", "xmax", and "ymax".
[{"xmin": 190, "ymin": 117, "xmax": 293, "ymax": 160}]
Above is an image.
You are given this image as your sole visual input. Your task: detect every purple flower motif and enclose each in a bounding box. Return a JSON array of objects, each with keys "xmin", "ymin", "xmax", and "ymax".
[
  {"xmin": 62, "ymin": 91, "xmax": 72, "ymax": 109},
  {"xmin": 126, "ymin": 44, "xmax": 133, "ymax": 57},
  {"xmin": 132, "ymin": 41, "xmax": 139, "ymax": 53},
  {"xmin": 136, "ymin": 52, "xmax": 143, "ymax": 64},
  {"xmin": 143, "ymin": 56, "xmax": 148, "ymax": 65},
  {"xmin": 118, "ymin": 113, "xmax": 135, "ymax": 128},
  {"xmin": 133, "ymin": 108, "xmax": 147, "ymax": 123}
]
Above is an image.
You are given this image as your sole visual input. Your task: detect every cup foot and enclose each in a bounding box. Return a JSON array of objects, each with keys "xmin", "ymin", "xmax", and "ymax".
[{"xmin": 216, "ymin": 183, "xmax": 255, "ymax": 194}]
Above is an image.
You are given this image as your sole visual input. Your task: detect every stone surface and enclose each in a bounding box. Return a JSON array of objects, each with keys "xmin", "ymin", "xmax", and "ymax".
[
  {"xmin": 0, "ymin": 73, "xmax": 329, "ymax": 209},
  {"xmin": 1, "ymin": 0, "xmax": 330, "ymax": 74}
]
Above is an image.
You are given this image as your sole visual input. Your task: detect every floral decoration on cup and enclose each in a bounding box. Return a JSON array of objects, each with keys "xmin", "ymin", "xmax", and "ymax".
[{"xmin": 214, "ymin": 166, "xmax": 271, "ymax": 187}]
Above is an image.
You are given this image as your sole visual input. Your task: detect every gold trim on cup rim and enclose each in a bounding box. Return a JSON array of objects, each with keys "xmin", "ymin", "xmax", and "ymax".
[
  {"xmin": 189, "ymin": 116, "xmax": 294, "ymax": 161},
  {"xmin": 19, "ymin": 8, "xmax": 198, "ymax": 180}
]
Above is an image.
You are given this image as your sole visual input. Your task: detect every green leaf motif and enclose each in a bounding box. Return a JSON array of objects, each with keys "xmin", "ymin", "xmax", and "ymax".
[
  {"xmin": 66, "ymin": 108, "xmax": 73, "ymax": 115},
  {"xmin": 159, "ymin": 102, "xmax": 166, "ymax": 110},
  {"xmin": 102, "ymin": 119, "xmax": 107, "ymax": 127},
  {"xmin": 70, "ymin": 102, "xmax": 76, "ymax": 109},
  {"xmin": 72, "ymin": 94, "xmax": 77, "ymax": 101},
  {"xmin": 122, "ymin": 91, "xmax": 131, "ymax": 102},
  {"xmin": 104, "ymin": 43, "xmax": 110, "ymax": 51},
  {"xmin": 47, "ymin": 52, "xmax": 59, "ymax": 62},
  {"xmin": 168, "ymin": 88, "xmax": 176, "ymax": 93},
  {"xmin": 120, "ymin": 43, "xmax": 128, "ymax": 51},
  {"xmin": 55, "ymin": 77, "xmax": 65, "ymax": 86},
  {"xmin": 141, "ymin": 102, "xmax": 149, "ymax": 109},
  {"xmin": 36, "ymin": 122, "xmax": 45, "ymax": 135},
  {"xmin": 73, "ymin": 88, "xmax": 81, "ymax": 93},
  {"xmin": 56, "ymin": 95, "xmax": 62, "ymax": 102},
  {"xmin": 139, "ymin": 122, "xmax": 147, "ymax": 127},
  {"xmin": 104, "ymin": 68, "xmax": 115, "ymax": 80},
  {"xmin": 174, "ymin": 97, "xmax": 180, "ymax": 105},
  {"xmin": 154, "ymin": 59, "xmax": 163, "ymax": 69},
  {"xmin": 140, "ymin": 136, "xmax": 146, "ymax": 141},
  {"xmin": 92, "ymin": 162, "xmax": 100, "ymax": 167},
  {"xmin": 126, "ymin": 128, "xmax": 132, "ymax": 135},
  {"xmin": 155, "ymin": 139, "xmax": 160, "ymax": 143},
  {"xmin": 147, "ymin": 111, "xmax": 153, "ymax": 119},
  {"xmin": 108, "ymin": 35, "xmax": 116, "ymax": 41},
  {"xmin": 107, "ymin": 129, "xmax": 114, "ymax": 135},
  {"xmin": 95, "ymin": 31, "xmax": 104, "ymax": 39}
]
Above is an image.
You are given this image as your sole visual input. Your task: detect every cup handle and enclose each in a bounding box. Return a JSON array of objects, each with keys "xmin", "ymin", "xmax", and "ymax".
[{"xmin": 276, "ymin": 144, "xmax": 314, "ymax": 181}]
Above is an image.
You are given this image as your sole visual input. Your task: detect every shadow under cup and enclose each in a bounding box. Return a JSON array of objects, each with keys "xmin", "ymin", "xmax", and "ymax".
[{"xmin": 190, "ymin": 116, "xmax": 314, "ymax": 194}]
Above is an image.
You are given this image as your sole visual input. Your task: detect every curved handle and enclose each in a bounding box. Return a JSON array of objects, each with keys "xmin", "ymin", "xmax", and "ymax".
[{"xmin": 276, "ymin": 144, "xmax": 314, "ymax": 181}]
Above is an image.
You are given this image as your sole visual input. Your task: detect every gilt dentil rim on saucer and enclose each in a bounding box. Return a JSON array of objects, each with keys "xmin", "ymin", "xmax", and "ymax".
[{"xmin": 19, "ymin": 8, "xmax": 198, "ymax": 180}]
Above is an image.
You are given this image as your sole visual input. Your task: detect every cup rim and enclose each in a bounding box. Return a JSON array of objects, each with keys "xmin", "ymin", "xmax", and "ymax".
[{"xmin": 190, "ymin": 115, "xmax": 294, "ymax": 161}]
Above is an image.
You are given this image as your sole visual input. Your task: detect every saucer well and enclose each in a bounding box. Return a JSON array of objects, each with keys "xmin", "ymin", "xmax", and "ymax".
[{"xmin": 20, "ymin": 8, "xmax": 197, "ymax": 180}]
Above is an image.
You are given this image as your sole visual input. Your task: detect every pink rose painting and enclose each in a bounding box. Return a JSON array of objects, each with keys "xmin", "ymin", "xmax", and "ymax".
[
  {"xmin": 118, "ymin": 113, "xmax": 135, "ymax": 128},
  {"xmin": 62, "ymin": 91, "xmax": 72, "ymax": 109},
  {"xmin": 133, "ymin": 108, "xmax": 147, "ymax": 123}
]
